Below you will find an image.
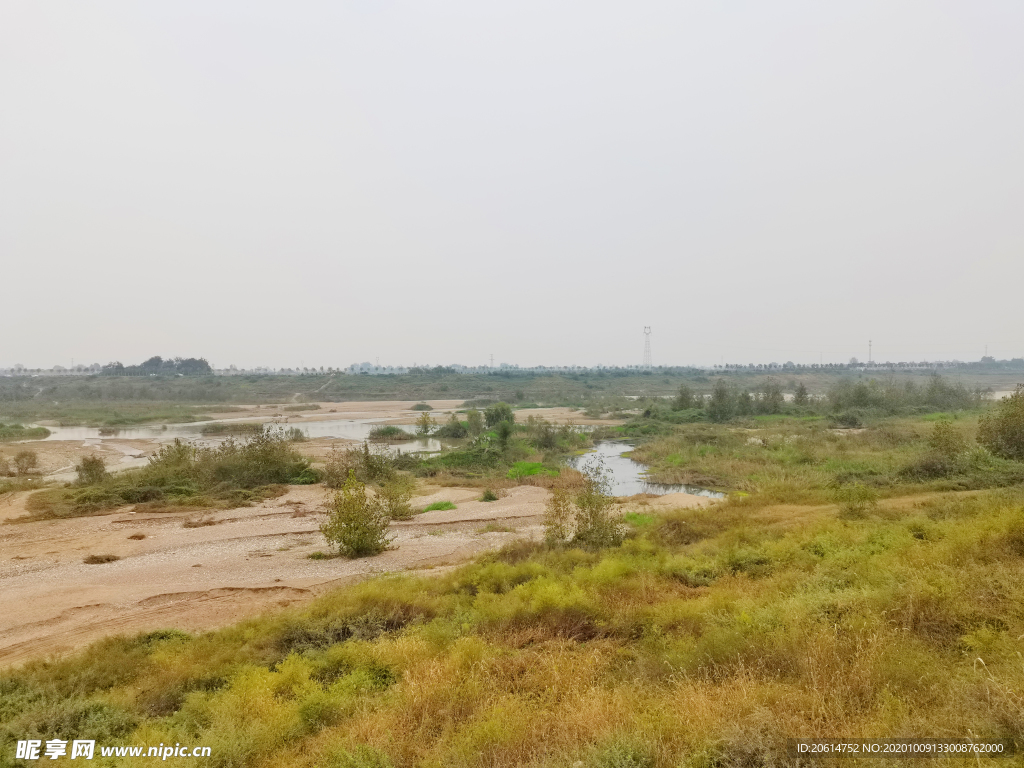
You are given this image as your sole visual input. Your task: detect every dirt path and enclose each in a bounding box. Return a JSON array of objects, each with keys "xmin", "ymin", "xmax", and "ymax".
[{"xmin": 0, "ymin": 484, "xmax": 551, "ymax": 667}]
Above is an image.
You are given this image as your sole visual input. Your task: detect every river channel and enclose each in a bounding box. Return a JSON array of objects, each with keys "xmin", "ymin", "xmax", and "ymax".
[{"xmin": 569, "ymin": 441, "xmax": 725, "ymax": 498}]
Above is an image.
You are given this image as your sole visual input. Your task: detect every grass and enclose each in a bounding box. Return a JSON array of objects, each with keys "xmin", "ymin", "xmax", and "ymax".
[
  {"xmin": 506, "ymin": 461, "xmax": 558, "ymax": 480},
  {"xmin": 5, "ymin": 478, "xmax": 1024, "ymax": 765},
  {"xmin": 423, "ymin": 500, "xmax": 456, "ymax": 512}
]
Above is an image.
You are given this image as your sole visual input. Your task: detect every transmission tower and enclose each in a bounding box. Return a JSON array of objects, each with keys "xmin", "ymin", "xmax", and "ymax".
[{"xmin": 642, "ymin": 327, "xmax": 652, "ymax": 370}]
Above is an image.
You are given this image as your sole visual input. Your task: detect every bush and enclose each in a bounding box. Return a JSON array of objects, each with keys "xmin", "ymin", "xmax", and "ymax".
[
  {"xmin": 378, "ymin": 478, "xmax": 413, "ymax": 520},
  {"xmin": 673, "ymin": 384, "xmax": 700, "ymax": 410},
  {"xmin": 75, "ymin": 455, "xmax": 108, "ymax": 486},
  {"xmin": 410, "ymin": 402, "xmax": 432, "ymax": 411},
  {"xmin": 320, "ymin": 472, "xmax": 392, "ymax": 558},
  {"xmin": 484, "ymin": 402, "xmax": 514, "ymax": 428},
  {"xmin": 434, "ymin": 413, "xmax": 469, "ymax": 438},
  {"xmin": 833, "ymin": 483, "xmax": 878, "ymax": 518},
  {"xmin": 979, "ymin": 386, "xmax": 1024, "ymax": 460},
  {"xmin": 367, "ymin": 425, "xmax": 412, "ymax": 442},
  {"xmin": 83, "ymin": 554, "xmax": 120, "ymax": 564},
  {"xmin": 14, "ymin": 450, "xmax": 38, "ymax": 476},
  {"xmin": 543, "ymin": 462, "xmax": 623, "ymax": 548},
  {"xmin": 481, "ymin": 489, "xmax": 499, "ymax": 502}
]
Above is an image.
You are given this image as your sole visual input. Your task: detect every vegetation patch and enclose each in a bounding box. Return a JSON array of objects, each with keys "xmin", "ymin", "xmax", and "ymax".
[
  {"xmin": 23, "ymin": 428, "xmax": 317, "ymax": 520},
  {"xmin": 423, "ymin": 500, "xmax": 457, "ymax": 512},
  {"xmin": 83, "ymin": 554, "xmax": 121, "ymax": 564},
  {"xmin": 368, "ymin": 425, "xmax": 413, "ymax": 442},
  {"xmin": 0, "ymin": 423, "xmax": 50, "ymax": 442}
]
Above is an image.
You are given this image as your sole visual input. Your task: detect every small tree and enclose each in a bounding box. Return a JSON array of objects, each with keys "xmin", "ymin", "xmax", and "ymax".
[
  {"xmin": 979, "ymin": 386, "xmax": 1024, "ymax": 461},
  {"xmin": 320, "ymin": 471, "xmax": 392, "ymax": 557},
  {"xmin": 14, "ymin": 450, "xmax": 38, "ymax": 476},
  {"xmin": 707, "ymin": 380, "xmax": 734, "ymax": 423},
  {"xmin": 484, "ymin": 402, "xmax": 515, "ymax": 428},
  {"xmin": 762, "ymin": 378, "xmax": 784, "ymax": 414},
  {"xmin": 75, "ymin": 455, "xmax": 108, "ymax": 485},
  {"xmin": 673, "ymin": 384, "xmax": 698, "ymax": 410},
  {"xmin": 495, "ymin": 419, "xmax": 515, "ymax": 447},
  {"xmin": 415, "ymin": 411, "xmax": 435, "ymax": 436},
  {"xmin": 736, "ymin": 391, "xmax": 753, "ymax": 416},
  {"xmin": 466, "ymin": 409, "xmax": 484, "ymax": 436},
  {"xmin": 794, "ymin": 382, "xmax": 810, "ymax": 406}
]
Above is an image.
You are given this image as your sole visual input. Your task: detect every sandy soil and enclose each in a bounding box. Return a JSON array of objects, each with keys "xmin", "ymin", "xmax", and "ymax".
[
  {"xmin": 0, "ymin": 484, "xmax": 552, "ymax": 667},
  {"xmin": 0, "ymin": 480, "xmax": 713, "ymax": 667}
]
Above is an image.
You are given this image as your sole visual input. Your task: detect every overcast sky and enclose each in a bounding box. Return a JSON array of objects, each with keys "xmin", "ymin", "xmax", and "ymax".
[{"xmin": 2, "ymin": 1, "xmax": 1022, "ymax": 369}]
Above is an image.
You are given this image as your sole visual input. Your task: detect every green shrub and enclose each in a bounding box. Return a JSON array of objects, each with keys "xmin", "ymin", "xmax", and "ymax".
[
  {"xmin": 544, "ymin": 463, "xmax": 623, "ymax": 548},
  {"xmin": 320, "ymin": 472, "xmax": 392, "ymax": 557},
  {"xmin": 481, "ymin": 489, "xmax": 499, "ymax": 502},
  {"xmin": 484, "ymin": 402, "xmax": 514, "ymax": 427},
  {"xmin": 979, "ymin": 386, "xmax": 1024, "ymax": 460},
  {"xmin": 378, "ymin": 478, "xmax": 414, "ymax": 519},
  {"xmin": 75, "ymin": 455, "xmax": 108, "ymax": 485},
  {"xmin": 410, "ymin": 402, "xmax": 433, "ymax": 411},
  {"xmin": 434, "ymin": 413, "xmax": 469, "ymax": 438},
  {"xmin": 368, "ymin": 425, "xmax": 412, "ymax": 442}
]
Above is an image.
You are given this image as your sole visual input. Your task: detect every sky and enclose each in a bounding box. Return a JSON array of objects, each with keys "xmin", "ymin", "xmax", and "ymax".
[{"xmin": 2, "ymin": 1, "xmax": 1022, "ymax": 370}]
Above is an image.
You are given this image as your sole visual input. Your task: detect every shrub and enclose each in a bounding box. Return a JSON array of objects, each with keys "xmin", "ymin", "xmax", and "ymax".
[
  {"xmin": 83, "ymin": 554, "xmax": 120, "ymax": 564},
  {"xmin": 481, "ymin": 489, "xmax": 499, "ymax": 502},
  {"xmin": 543, "ymin": 462, "xmax": 623, "ymax": 548},
  {"xmin": 75, "ymin": 455, "xmax": 108, "ymax": 486},
  {"xmin": 833, "ymin": 483, "xmax": 878, "ymax": 518},
  {"xmin": 368, "ymin": 425, "xmax": 412, "ymax": 442},
  {"xmin": 320, "ymin": 472, "xmax": 392, "ymax": 557},
  {"xmin": 794, "ymin": 382, "xmax": 810, "ymax": 405},
  {"xmin": 707, "ymin": 380, "xmax": 734, "ymax": 422},
  {"xmin": 378, "ymin": 478, "xmax": 413, "ymax": 519},
  {"xmin": 979, "ymin": 386, "xmax": 1024, "ymax": 460},
  {"xmin": 484, "ymin": 402, "xmax": 514, "ymax": 427},
  {"xmin": 434, "ymin": 413, "xmax": 469, "ymax": 438},
  {"xmin": 14, "ymin": 450, "xmax": 38, "ymax": 476},
  {"xmin": 410, "ymin": 402, "xmax": 432, "ymax": 411}
]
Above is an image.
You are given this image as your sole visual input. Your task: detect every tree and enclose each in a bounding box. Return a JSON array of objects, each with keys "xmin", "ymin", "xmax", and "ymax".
[
  {"xmin": 75, "ymin": 455, "xmax": 108, "ymax": 485},
  {"xmin": 484, "ymin": 402, "xmax": 514, "ymax": 428},
  {"xmin": 979, "ymin": 385, "xmax": 1024, "ymax": 460},
  {"xmin": 14, "ymin": 450, "xmax": 37, "ymax": 476},
  {"xmin": 707, "ymin": 380, "xmax": 734, "ymax": 423},
  {"xmin": 673, "ymin": 383, "xmax": 699, "ymax": 410},
  {"xmin": 495, "ymin": 419, "xmax": 515, "ymax": 447},
  {"xmin": 794, "ymin": 382, "xmax": 810, "ymax": 406},
  {"xmin": 320, "ymin": 471, "xmax": 392, "ymax": 557},
  {"xmin": 736, "ymin": 390, "xmax": 753, "ymax": 416},
  {"xmin": 762, "ymin": 378, "xmax": 784, "ymax": 414},
  {"xmin": 415, "ymin": 411, "xmax": 435, "ymax": 436},
  {"xmin": 466, "ymin": 409, "xmax": 484, "ymax": 436}
]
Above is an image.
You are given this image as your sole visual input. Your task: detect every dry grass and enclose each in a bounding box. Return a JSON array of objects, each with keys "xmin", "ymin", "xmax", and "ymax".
[{"xmin": 82, "ymin": 554, "xmax": 121, "ymax": 564}]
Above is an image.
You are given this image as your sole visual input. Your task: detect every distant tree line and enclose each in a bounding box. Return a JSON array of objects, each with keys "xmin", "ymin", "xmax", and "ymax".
[{"xmin": 102, "ymin": 356, "xmax": 212, "ymax": 376}]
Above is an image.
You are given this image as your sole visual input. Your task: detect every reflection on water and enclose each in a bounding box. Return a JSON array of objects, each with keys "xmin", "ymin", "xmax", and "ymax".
[
  {"xmin": 32, "ymin": 419, "xmax": 443, "ymax": 452},
  {"xmin": 570, "ymin": 441, "xmax": 725, "ymax": 498}
]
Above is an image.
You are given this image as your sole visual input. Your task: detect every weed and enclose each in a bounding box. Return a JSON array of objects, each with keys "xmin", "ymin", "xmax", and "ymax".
[{"xmin": 83, "ymin": 554, "xmax": 120, "ymax": 564}]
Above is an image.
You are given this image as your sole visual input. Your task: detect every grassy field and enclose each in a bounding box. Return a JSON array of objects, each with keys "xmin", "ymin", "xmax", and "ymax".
[{"xmin": 2, "ymin": 397, "xmax": 1023, "ymax": 766}]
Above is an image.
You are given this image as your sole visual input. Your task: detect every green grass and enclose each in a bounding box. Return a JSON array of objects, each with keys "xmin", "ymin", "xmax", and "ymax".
[
  {"xmin": 423, "ymin": 500, "xmax": 457, "ymax": 512},
  {"xmin": 506, "ymin": 461, "xmax": 558, "ymax": 480},
  {"xmin": 368, "ymin": 425, "xmax": 414, "ymax": 442}
]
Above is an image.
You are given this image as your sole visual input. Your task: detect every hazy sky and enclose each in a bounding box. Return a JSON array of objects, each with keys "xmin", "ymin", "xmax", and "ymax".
[{"xmin": 2, "ymin": 2, "xmax": 1022, "ymax": 369}]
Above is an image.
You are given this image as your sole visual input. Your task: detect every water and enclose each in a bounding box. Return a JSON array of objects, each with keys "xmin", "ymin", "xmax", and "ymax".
[
  {"xmin": 569, "ymin": 440, "xmax": 725, "ymax": 498},
  {"xmin": 31, "ymin": 419, "xmax": 444, "ymax": 453}
]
